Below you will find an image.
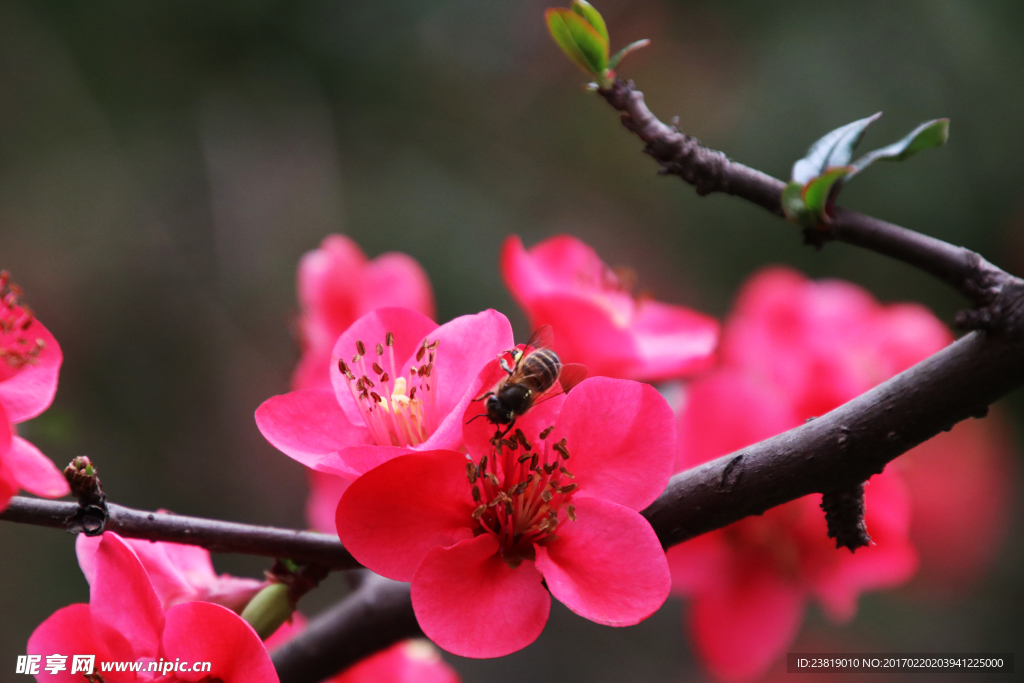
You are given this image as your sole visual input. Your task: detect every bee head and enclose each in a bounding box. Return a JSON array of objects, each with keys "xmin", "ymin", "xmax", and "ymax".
[{"xmin": 485, "ymin": 394, "xmax": 514, "ymax": 424}]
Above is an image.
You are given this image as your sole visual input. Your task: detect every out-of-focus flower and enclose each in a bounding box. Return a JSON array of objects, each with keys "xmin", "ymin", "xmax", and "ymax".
[
  {"xmin": 76, "ymin": 532, "xmax": 267, "ymax": 614},
  {"xmin": 899, "ymin": 416, "xmax": 1016, "ymax": 593},
  {"xmin": 291, "ymin": 236, "xmax": 434, "ymax": 533},
  {"xmin": 501, "ymin": 235, "xmax": 718, "ymax": 382},
  {"xmin": 268, "ymin": 617, "xmax": 459, "ymax": 683},
  {"xmin": 671, "ymin": 370, "xmax": 916, "ymax": 683},
  {"xmin": 669, "ymin": 267, "xmax": 1012, "ymax": 682},
  {"xmin": 258, "ymin": 307, "xmax": 514, "ymax": 484},
  {"xmin": 27, "ymin": 532, "xmax": 278, "ymax": 682},
  {"xmin": 293, "ymin": 235, "xmax": 435, "ymax": 392},
  {"xmin": 0, "ymin": 272, "xmax": 69, "ymax": 511},
  {"xmin": 337, "ymin": 377, "xmax": 675, "ymax": 657}
]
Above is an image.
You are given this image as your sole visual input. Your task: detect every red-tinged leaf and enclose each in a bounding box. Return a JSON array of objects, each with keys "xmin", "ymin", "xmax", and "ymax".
[
  {"xmin": 608, "ymin": 39, "xmax": 651, "ymax": 70},
  {"xmin": 802, "ymin": 166, "xmax": 853, "ymax": 221},
  {"xmin": 781, "ymin": 180, "xmax": 815, "ymax": 229},
  {"xmin": 850, "ymin": 118, "xmax": 949, "ymax": 175},
  {"xmin": 792, "ymin": 113, "xmax": 882, "ymax": 184},
  {"xmin": 546, "ymin": 8, "xmax": 608, "ymax": 75},
  {"xmin": 572, "ymin": 0, "xmax": 609, "ymax": 47}
]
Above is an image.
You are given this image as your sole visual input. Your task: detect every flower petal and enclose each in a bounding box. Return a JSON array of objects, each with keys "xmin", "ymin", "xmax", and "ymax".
[
  {"xmin": 0, "ymin": 315, "xmax": 62, "ymax": 423},
  {"xmin": 417, "ymin": 309, "xmax": 514, "ymax": 449},
  {"xmin": 331, "ymin": 308, "xmax": 438, "ymax": 425},
  {"xmin": 335, "ymin": 639, "xmax": 460, "ymax": 683},
  {"xmin": 535, "ymin": 497, "xmax": 669, "ymax": 626},
  {"xmin": 163, "ymin": 601, "xmax": 278, "ymax": 683},
  {"xmin": 411, "ymin": 534, "xmax": 550, "ymax": 658},
  {"xmin": 4, "ymin": 436, "xmax": 69, "ymax": 498},
  {"xmin": 27, "ymin": 604, "xmax": 106, "ymax": 683},
  {"xmin": 306, "ymin": 469, "xmax": 352, "ymax": 534},
  {"xmin": 89, "ymin": 532, "xmax": 165, "ymax": 662},
  {"xmin": 360, "ymin": 252, "xmax": 436, "ymax": 323},
  {"xmin": 255, "ymin": 389, "xmax": 367, "ymax": 476},
  {"xmin": 665, "ymin": 531, "xmax": 732, "ymax": 595},
  {"xmin": 689, "ymin": 565, "xmax": 806, "ymax": 683},
  {"xmin": 336, "ymin": 450, "xmax": 475, "ymax": 582},
  {"xmin": 629, "ymin": 299, "xmax": 719, "ymax": 381},
  {"xmin": 549, "ymin": 377, "xmax": 675, "ymax": 510}
]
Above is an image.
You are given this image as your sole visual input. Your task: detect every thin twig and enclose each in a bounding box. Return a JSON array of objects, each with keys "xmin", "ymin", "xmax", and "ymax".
[{"xmin": 0, "ymin": 497, "xmax": 359, "ymax": 570}]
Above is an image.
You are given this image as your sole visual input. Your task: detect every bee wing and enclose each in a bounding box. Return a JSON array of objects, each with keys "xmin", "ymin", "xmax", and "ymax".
[
  {"xmin": 523, "ymin": 324, "xmax": 555, "ymax": 352},
  {"xmin": 557, "ymin": 363, "xmax": 588, "ymax": 394}
]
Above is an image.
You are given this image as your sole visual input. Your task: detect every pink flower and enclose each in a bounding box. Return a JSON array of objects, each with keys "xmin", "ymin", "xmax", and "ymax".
[
  {"xmin": 293, "ymin": 235, "xmax": 435, "ymax": 392},
  {"xmin": 0, "ymin": 272, "xmax": 69, "ymax": 511},
  {"xmin": 76, "ymin": 533, "xmax": 267, "ymax": 614},
  {"xmin": 27, "ymin": 532, "xmax": 278, "ymax": 682},
  {"xmin": 258, "ymin": 307, "xmax": 514, "ymax": 485},
  {"xmin": 670, "ymin": 370, "xmax": 917, "ymax": 682},
  {"xmin": 500, "ymin": 235, "xmax": 718, "ymax": 381},
  {"xmin": 336, "ymin": 376, "xmax": 676, "ymax": 658},
  {"xmin": 267, "ymin": 618, "xmax": 459, "ymax": 683},
  {"xmin": 899, "ymin": 415, "xmax": 1016, "ymax": 594},
  {"xmin": 291, "ymin": 237, "xmax": 434, "ymax": 533},
  {"xmin": 668, "ymin": 266, "xmax": 1011, "ymax": 681}
]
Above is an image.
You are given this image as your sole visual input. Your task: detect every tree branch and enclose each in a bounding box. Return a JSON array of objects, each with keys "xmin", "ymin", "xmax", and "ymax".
[
  {"xmin": 0, "ymin": 497, "xmax": 359, "ymax": 570},
  {"xmin": 270, "ymin": 573, "xmax": 420, "ymax": 683},
  {"xmin": 7, "ymin": 75, "xmax": 1024, "ymax": 683},
  {"xmin": 598, "ymin": 79, "xmax": 1024, "ymax": 325}
]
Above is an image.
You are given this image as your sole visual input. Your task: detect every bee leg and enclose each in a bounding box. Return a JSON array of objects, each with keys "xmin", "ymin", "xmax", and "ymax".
[
  {"xmin": 498, "ymin": 419, "xmax": 517, "ymax": 440},
  {"xmin": 465, "ymin": 413, "xmax": 489, "ymax": 425},
  {"xmin": 499, "ymin": 357, "xmax": 515, "ymax": 375}
]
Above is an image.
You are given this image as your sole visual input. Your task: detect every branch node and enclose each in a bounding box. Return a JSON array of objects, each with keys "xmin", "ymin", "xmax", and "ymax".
[
  {"xmin": 62, "ymin": 456, "xmax": 108, "ymax": 536},
  {"xmin": 820, "ymin": 482, "xmax": 871, "ymax": 552}
]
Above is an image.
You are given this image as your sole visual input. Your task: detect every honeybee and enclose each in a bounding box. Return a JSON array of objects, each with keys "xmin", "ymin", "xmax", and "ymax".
[{"xmin": 472, "ymin": 326, "xmax": 587, "ymax": 436}]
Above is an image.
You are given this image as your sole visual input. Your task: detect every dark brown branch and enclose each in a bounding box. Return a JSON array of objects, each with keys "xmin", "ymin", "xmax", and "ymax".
[
  {"xmin": 642, "ymin": 329, "xmax": 1024, "ymax": 546},
  {"xmin": 271, "ymin": 573, "xmax": 420, "ymax": 683},
  {"xmin": 598, "ymin": 79, "xmax": 1024, "ymax": 324},
  {"xmin": 821, "ymin": 483, "xmax": 870, "ymax": 551},
  {"xmin": 0, "ymin": 497, "xmax": 359, "ymax": 570}
]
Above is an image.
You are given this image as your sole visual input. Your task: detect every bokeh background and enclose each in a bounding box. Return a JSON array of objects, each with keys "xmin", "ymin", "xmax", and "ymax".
[{"xmin": 2, "ymin": 0, "xmax": 1022, "ymax": 681}]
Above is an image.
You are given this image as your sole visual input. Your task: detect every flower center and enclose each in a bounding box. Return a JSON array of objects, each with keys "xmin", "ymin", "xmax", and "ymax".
[
  {"xmin": 466, "ymin": 426, "xmax": 577, "ymax": 567},
  {"xmin": 337, "ymin": 333, "xmax": 439, "ymax": 447},
  {"xmin": 0, "ymin": 271, "xmax": 45, "ymax": 383}
]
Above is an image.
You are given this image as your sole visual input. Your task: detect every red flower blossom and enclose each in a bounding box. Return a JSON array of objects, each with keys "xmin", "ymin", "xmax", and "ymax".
[
  {"xmin": 27, "ymin": 532, "xmax": 278, "ymax": 682},
  {"xmin": 501, "ymin": 235, "xmax": 718, "ymax": 382},
  {"xmin": 336, "ymin": 376, "xmax": 675, "ymax": 658},
  {"xmin": 258, "ymin": 307, "xmax": 514, "ymax": 486},
  {"xmin": 293, "ymin": 235, "xmax": 435, "ymax": 392},
  {"xmin": 290, "ymin": 236, "xmax": 434, "ymax": 532},
  {"xmin": 267, "ymin": 619, "xmax": 459, "ymax": 683},
  {"xmin": 76, "ymin": 533, "xmax": 267, "ymax": 614},
  {"xmin": 669, "ymin": 267, "xmax": 1012, "ymax": 681},
  {"xmin": 0, "ymin": 272, "xmax": 68, "ymax": 511}
]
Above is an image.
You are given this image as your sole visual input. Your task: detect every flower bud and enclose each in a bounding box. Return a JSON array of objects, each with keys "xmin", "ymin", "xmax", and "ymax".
[{"xmin": 240, "ymin": 583, "xmax": 293, "ymax": 640}]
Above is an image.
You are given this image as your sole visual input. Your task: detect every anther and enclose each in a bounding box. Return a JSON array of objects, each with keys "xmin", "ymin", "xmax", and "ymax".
[
  {"xmin": 479, "ymin": 455, "xmax": 488, "ymax": 472},
  {"xmin": 543, "ymin": 462, "xmax": 557, "ymax": 475},
  {"xmin": 380, "ymin": 373, "xmax": 389, "ymax": 383},
  {"xmin": 428, "ymin": 340, "xmax": 439, "ymax": 350},
  {"xmin": 376, "ymin": 343, "xmax": 383, "ymax": 355},
  {"xmin": 486, "ymin": 473, "xmax": 500, "ymax": 487},
  {"xmin": 517, "ymin": 453, "xmax": 532, "ymax": 464},
  {"xmin": 472, "ymin": 505, "xmax": 486, "ymax": 519},
  {"xmin": 504, "ymin": 501, "xmax": 514, "ymax": 516},
  {"xmin": 539, "ymin": 426, "xmax": 555, "ymax": 440},
  {"xmin": 559, "ymin": 467, "xmax": 575, "ymax": 478},
  {"xmin": 553, "ymin": 438, "xmax": 570, "ymax": 460},
  {"xmin": 356, "ymin": 340, "xmax": 366, "ymax": 356},
  {"xmin": 529, "ymin": 454, "xmax": 539, "ymax": 471},
  {"xmin": 567, "ymin": 504, "xmax": 577, "ymax": 521},
  {"xmin": 416, "ymin": 345, "xmax": 426, "ymax": 362},
  {"xmin": 472, "ymin": 486, "xmax": 481, "ymax": 502},
  {"xmin": 466, "ymin": 462, "xmax": 478, "ymax": 484},
  {"xmin": 555, "ymin": 483, "xmax": 577, "ymax": 494},
  {"xmin": 541, "ymin": 490, "xmax": 553, "ymax": 503},
  {"xmin": 385, "ymin": 331, "xmax": 394, "ymax": 346},
  {"xmin": 338, "ymin": 359, "xmax": 349, "ymax": 374},
  {"xmin": 370, "ymin": 391, "xmax": 382, "ymax": 403},
  {"xmin": 372, "ymin": 362, "xmax": 384, "ymax": 375},
  {"xmin": 511, "ymin": 481, "xmax": 530, "ymax": 496}
]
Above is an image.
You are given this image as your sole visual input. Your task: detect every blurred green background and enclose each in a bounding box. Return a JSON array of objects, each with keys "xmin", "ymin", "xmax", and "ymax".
[{"xmin": 1, "ymin": 1, "xmax": 1021, "ymax": 681}]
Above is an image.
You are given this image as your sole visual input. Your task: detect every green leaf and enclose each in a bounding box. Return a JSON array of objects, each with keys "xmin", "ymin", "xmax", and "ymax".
[
  {"xmin": 571, "ymin": 0, "xmax": 609, "ymax": 47},
  {"xmin": 545, "ymin": 8, "xmax": 608, "ymax": 75},
  {"xmin": 792, "ymin": 113, "xmax": 882, "ymax": 184},
  {"xmin": 608, "ymin": 39, "xmax": 651, "ymax": 70},
  {"xmin": 781, "ymin": 180, "xmax": 816, "ymax": 228},
  {"xmin": 802, "ymin": 166, "xmax": 853, "ymax": 220},
  {"xmin": 850, "ymin": 118, "xmax": 949, "ymax": 175}
]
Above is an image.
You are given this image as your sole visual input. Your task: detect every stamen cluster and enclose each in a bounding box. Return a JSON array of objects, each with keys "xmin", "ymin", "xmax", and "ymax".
[
  {"xmin": 466, "ymin": 426, "xmax": 577, "ymax": 567},
  {"xmin": 0, "ymin": 271, "xmax": 46, "ymax": 376},
  {"xmin": 337, "ymin": 332, "xmax": 440, "ymax": 447}
]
